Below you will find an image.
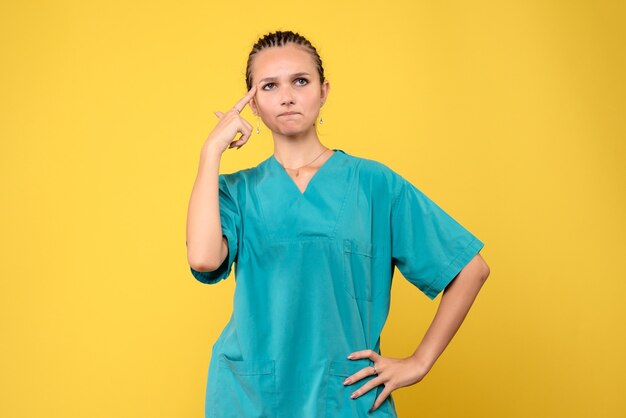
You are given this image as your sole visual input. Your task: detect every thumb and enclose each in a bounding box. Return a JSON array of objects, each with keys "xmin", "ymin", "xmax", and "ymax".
[{"xmin": 214, "ymin": 111, "xmax": 224, "ymax": 119}]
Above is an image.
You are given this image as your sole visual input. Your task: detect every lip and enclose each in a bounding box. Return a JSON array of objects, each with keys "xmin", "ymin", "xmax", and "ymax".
[{"xmin": 278, "ymin": 111, "xmax": 301, "ymax": 116}]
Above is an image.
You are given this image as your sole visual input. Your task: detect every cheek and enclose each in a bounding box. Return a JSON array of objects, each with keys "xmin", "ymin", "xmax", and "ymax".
[
  {"xmin": 254, "ymin": 96, "xmax": 271, "ymax": 114},
  {"xmin": 304, "ymin": 91, "xmax": 321, "ymax": 108}
]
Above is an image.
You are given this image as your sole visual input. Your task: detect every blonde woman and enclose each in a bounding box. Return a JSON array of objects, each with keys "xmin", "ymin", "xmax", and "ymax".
[{"xmin": 186, "ymin": 30, "xmax": 490, "ymax": 418}]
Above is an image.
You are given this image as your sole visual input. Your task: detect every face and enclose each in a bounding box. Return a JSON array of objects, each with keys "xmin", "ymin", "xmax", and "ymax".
[{"xmin": 249, "ymin": 43, "xmax": 330, "ymax": 137}]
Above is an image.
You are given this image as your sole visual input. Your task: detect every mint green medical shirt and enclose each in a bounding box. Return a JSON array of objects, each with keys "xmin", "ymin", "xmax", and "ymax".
[{"xmin": 190, "ymin": 149, "xmax": 484, "ymax": 418}]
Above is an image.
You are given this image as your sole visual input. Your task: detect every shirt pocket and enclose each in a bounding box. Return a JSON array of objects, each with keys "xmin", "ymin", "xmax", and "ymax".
[
  {"xmin": 343, "ymin": 239, "xmax": 389, "ymax": 302},
  {"xmin": 325, "ymin": 359, "xmax": 396, "ymax": 417},
  {"xmin": 213, "ymin": 354, "xmax": 276, "ymax": 417}
]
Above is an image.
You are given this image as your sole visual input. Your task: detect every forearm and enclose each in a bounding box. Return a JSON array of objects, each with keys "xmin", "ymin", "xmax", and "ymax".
[
  {"xmin": 186, "ymin": 143, "xmax": 226, "ymax": 271},
  {"xmin": 410, "ymin": 254, "xmax": 490, "ymax": 373}
]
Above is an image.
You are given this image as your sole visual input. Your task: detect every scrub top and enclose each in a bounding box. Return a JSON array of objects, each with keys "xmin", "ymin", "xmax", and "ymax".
[{"xmin": 190, "ymin": 149, "xmax": 484, "ymax": 418}]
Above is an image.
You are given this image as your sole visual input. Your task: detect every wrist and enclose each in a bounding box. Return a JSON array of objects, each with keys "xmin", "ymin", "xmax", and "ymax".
[
  {"xmin": 408, "ymin": 352, "xmax": 435, "ymax": 376},
  {"xmin": 200, "ymin": 140, "xmax": 224, "ymax": 161},
  {"xmin": 197, "ymin": 142, "xmax": 223, "ymax": 175}
]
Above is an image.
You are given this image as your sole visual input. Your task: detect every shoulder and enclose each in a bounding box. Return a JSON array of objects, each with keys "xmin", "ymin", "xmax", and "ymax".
[
  {"xmin": 220, "ymin": 154, "xmax": 272, "ymax": 184},
  {"xmin": 219, "ymin": 168, "xmax": 250, "ymax": 186},
  {"xmin": 218, "ymin": 157, "xmax": 272, "ymax": 199},
  {"xmin": 217, "ymin": 166, "xmax": 256, "ymax": 201},
  {"xmin": 344, "ymin": 151, "xmax": 408, "ymax": 196}
]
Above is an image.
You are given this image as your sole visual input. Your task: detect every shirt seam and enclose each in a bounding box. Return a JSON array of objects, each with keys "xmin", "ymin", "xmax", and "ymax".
[{"xmin": 390, "ymin": 177, "xmax": 406, "ymax": 220}]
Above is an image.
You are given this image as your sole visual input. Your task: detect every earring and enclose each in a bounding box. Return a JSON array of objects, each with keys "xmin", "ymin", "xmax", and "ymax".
[
  {"xmin": 256, "ymin": 115, "xmax": 260, "ymax": 134},
  {"xmin": 319, "ymin": 111, "xmax": 324, "ymax": 125}
]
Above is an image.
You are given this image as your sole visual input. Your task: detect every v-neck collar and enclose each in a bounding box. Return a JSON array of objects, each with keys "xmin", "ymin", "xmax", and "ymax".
[
  {"xmin": 269, "ymin": 148, "xmax": 343, "ymax": 197},
  {"xmin": 255, "ymin": 148, "xmax": 353, "ymax": 242}
]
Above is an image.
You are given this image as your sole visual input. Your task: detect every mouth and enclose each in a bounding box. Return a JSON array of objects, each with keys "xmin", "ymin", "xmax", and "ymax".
[{"xmin": 278, "ymin": 112, "xmax": 301, "ymax": 116}]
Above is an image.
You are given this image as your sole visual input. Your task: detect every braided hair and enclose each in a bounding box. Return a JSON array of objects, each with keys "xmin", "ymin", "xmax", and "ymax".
[{"xmin": 245, "ymin": 30, "xmax": 325, "ymax": 90}]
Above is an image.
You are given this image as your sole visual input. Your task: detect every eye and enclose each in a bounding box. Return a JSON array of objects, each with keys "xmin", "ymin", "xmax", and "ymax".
[
  {"xmin": 295, "ymin": 78, "xmax": 309, "ymax": 86},
  {"xmin": 262, "ymin": 82, "xmax": 275, "ymax": 90}
]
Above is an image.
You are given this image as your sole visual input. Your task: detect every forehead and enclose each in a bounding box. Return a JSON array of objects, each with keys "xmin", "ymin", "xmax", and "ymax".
[{"xmin": 251, "ymin": 44, "xmax": 316, "ymax": 79}]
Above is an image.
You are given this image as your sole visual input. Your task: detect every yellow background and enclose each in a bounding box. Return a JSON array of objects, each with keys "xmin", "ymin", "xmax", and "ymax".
[{"xmin": 1, "ymin": 1, "xmax": 624, "ymax": 417}]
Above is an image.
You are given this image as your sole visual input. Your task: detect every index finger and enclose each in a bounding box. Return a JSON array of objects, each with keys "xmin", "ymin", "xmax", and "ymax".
[{"xmin": 232, "ymin": 84, "xmax": 258, "ymax": 113}]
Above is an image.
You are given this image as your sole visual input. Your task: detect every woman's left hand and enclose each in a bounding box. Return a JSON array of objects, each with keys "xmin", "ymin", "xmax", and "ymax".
[{"xmin": 344, "ymin": 349, "xmax": 429, "ymax": 412}]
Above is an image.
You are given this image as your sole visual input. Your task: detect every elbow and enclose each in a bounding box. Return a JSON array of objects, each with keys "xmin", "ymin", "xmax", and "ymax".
[
  {"xmin": 480, "ymin": 259, "xmax": 491, "ymax": 281},
  {"xmin": 471, "ymin": 253, "xmax": 490, "ymax": 282},
  {"xmin": 187, "ymin": 236, "xmax": 228, "ymax": 273},
  {"xmin": 188, "ymin": 252, "xmax": 222, "ymax": 273},
  {"xmin": 189, "ymin": 258, "xmax": 220, "ymax": 273}
]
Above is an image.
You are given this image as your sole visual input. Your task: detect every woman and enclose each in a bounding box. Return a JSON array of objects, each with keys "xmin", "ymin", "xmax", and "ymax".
[{"xmin": 186, "ymin": 30, "xmax": 490, "ymax": 418}]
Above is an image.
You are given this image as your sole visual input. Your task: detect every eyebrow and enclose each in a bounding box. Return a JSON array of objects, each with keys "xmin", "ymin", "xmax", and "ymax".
[{"xmin": 258, "ymin": 72, "xmax": 311, "ymax": 84}]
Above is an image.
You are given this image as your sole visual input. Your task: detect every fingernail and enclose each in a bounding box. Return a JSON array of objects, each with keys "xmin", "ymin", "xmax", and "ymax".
[
  {"xmin": 350, "ymin": 393, "xmax": 357, "ymax": 399},
  {"xmin": 343, "ymin": 378, "xmax": 350, "ymax": 385},
  {"xmin": 347, "ymin": 354, "xmax": 354, "ymax": 359}
]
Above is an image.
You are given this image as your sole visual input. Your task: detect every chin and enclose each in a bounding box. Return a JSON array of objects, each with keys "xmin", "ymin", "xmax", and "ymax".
[
  {"xmin": 272, "ymin": 124, "xmax": 313, "ymax": 137},
  {"xmin": 278, "ymin": 130, "xmax": 305, "ymax": 138}
]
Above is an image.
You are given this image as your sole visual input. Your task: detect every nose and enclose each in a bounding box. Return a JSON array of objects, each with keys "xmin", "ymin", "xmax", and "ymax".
[{"xmin": 279, "ymin": 85, "xmax": 296, "ymax": 106}]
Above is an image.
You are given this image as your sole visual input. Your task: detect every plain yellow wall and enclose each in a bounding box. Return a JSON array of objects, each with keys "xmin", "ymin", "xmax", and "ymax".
[{"xmin": 1, "ymin": 1, "xmax": 624, "ymax": 417}]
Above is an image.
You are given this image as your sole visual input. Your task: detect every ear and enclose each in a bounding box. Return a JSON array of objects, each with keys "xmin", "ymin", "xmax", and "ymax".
[
  {"xmin": 320, "ymin": 79, "xmax": 330, "ymax": 107},
  {"xmin": 249, "ymin": 98, "xmax": 259, "ymax": 116}
]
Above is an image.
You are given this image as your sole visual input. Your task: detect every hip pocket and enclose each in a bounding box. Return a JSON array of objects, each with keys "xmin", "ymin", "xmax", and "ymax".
[
  {"xmin": 325, "ymin": 359, "xmax": 396, "ymax": 417},
  {"xmin": 211, "ymin": 354, "xmax": 276, "ymax": 417},
  {"xmin": 343, "ymin": 239, "xmax": 390, "ymax": 302}
]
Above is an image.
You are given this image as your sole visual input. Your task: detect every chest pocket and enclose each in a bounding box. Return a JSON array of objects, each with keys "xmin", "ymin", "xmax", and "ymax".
[{"xmin": 343, "ymin": 239, "xmax": 390, "ymax": 301}]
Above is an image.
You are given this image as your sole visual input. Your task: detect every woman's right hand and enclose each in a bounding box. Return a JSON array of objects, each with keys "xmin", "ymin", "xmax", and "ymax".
[{"xmin": 205, "ymin": 85, "xmax": 258, "ymax": 154}]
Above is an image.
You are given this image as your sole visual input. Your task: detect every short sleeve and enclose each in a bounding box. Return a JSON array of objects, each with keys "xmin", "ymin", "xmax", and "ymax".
[
  {"xmin": 190, "ymin": 174, "xmax": 240, "ymax": 284},
  {"xmin": 391, "ymin": 177, "xmax": 484, "ymax": 300}
]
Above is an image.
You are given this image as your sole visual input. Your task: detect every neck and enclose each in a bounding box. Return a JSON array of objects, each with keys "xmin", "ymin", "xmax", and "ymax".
[{"xmin": 272, "ymin": 129, "xmax": 328, "ymax": 168}]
